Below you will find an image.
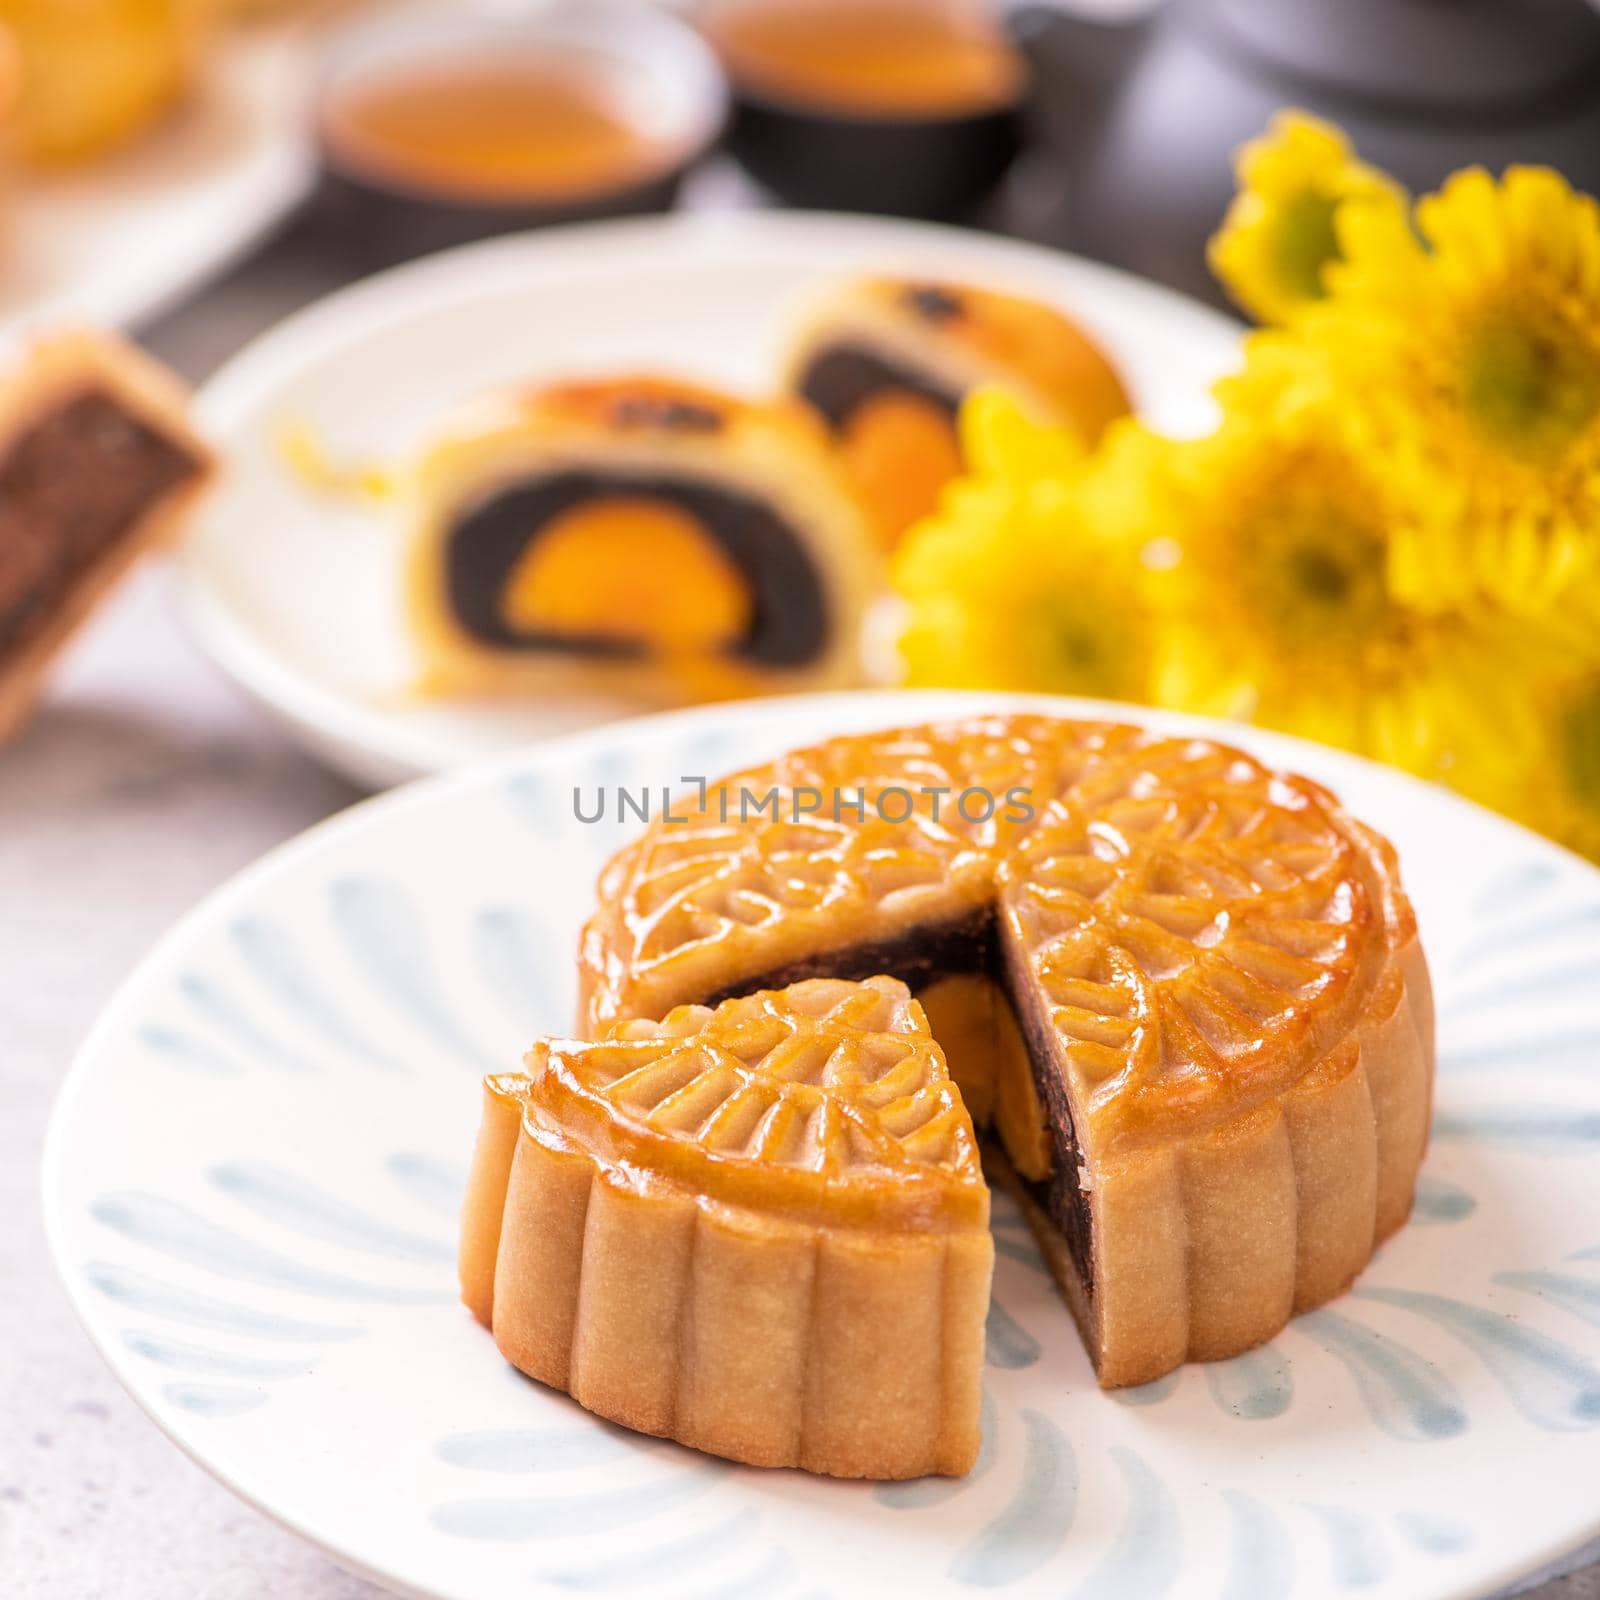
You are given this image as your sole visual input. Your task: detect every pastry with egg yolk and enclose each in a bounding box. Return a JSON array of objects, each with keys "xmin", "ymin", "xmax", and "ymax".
[
  {"xmin": 406, "ymin": 375, "xmax": 880, "ymax": 705},
  {"xmin": 785, "ymin": 277, "xmax": 1132, "ymax": 545}
]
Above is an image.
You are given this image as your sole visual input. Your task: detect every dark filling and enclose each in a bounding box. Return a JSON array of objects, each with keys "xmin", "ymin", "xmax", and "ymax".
[
  {"xmin": 699, "ymin": 908, "xmax": 996, "ymax": 1005},
  {"xmin": 998, "ymin": 927, "xmax": 1094, "ymax": 1297},
  {"xmin": 693, "ymin": 907, "xmax": 1094, "ymax": 1294},
  {"xmin": 445, "ymin": 470, "xmax": 829, "ymax": 667},
  {"xmin": 795, "ymin": 342, "xmax": 962, "ymax": 431},
  {"xmin": 0, "ymin": 389, "xmax": 200, "ymax": 656}
]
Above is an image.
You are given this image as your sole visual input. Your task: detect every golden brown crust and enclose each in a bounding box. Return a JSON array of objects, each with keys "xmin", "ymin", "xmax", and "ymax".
[
  {"xmin": 579, "ymin": 714, "xmax": 1435, "ymax": 1388},
  {"xmin": 785, "ymin": 276, "xmax": 1133, "ymax": 444},
  {"xmin": 0, "ymin": 330, "xmax": 212, "ymax": 746},
  {"xmin": 461, "ymin": 977, "xmax": 992, "ymax": 1478}
]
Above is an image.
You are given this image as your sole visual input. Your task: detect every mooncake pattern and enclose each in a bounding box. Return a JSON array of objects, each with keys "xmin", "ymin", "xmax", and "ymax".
[
  {"xmin": 579, "ymin": 715, "xmax": 1435, "ymax": 1387},
  {"xmin": 461, "ymin": 977, "xmax": 993, "ymax": 1479}
]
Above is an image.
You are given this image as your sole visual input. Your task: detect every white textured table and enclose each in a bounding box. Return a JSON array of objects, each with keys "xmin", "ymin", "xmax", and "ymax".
[{"xmin": 4, "ymin": 216, "xmax": 1598, "ymax": 1600}]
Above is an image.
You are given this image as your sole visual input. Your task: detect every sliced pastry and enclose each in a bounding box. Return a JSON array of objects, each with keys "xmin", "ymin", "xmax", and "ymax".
[
  {"xmin": 405, "ymin": 374, "xmax": 880, "ymax": 706},
  {"xmin": 460, "ymin": 975, "xmax": 992, "ymax": 1479},
  {"xmin": 0, "ymin": 330, "xmax": 211, "ymax": 744},
  {"xmin": 578, "ymin": 715, "xmax": 1434, "ymax": 1389},
  {"xmin": 785, "ymin": 276, "xmax": 1132, "ymax": 544}
]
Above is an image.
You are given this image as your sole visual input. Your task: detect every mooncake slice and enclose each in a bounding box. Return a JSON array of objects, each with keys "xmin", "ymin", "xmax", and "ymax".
[
  {"xmin": 460, "ymin": 975, "xmax": 993, "ymax": 1479},
  {"xmin": 580, "ymin": 715, "xmax": 1435, "ymax": 1388},
  {"xmin": 0, "ymin": 330, "xmax": 211, "ymax": 744},
  {"xmin": 405, "ymin": 374, "xmax": 880, "ymax": 707},
  {"xmin": 785, "ymin": 276, "xmax": 1131, "ymax": 544}
]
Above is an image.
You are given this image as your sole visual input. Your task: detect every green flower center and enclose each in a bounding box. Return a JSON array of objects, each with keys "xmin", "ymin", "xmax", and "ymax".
[
  {"xmin": 1272, "ymin": 189, "xmax": 1342, "ymax": 303},
  {"xmin": 1561, "ymin": 676, "xmax": 1600, "ymax": 815},
  {"xmin": 1241, "ymin": 503, "xmax": 1390, "ymax": 652},
  {"xmin": 1023, "ymin": 592, "xmax": 1142, "ymax": 699},
  {"xmin": 1463, "ymin": 312, "xmax": 1600, "ymax": 464}
]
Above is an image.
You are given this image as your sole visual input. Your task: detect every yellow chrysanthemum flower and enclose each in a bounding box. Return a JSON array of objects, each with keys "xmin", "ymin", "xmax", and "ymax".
[
  {"xmin": 1447, "ymin": 649, "xmax": 1600, "ymax": 865},
  {"xmin": 893, "ymin": 390, "xmax": 1166, "ymax": 702},
  {"xmin": 1208, "ymin": 110, "xmax": 1406, "ymax": 326},
  {"xmin": 1152, "ymin": 376, "xmax": 1525, "ymax": 778},
  {"xmin": 1326, "ymin": 165, "xmax": 1600, "ymax": 624}
]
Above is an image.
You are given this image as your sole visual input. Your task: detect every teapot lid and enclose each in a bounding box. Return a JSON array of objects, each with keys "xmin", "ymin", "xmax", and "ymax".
[{"xmin": 1196, "ymin": 0, "xmax": 1600, "ymax": 113}]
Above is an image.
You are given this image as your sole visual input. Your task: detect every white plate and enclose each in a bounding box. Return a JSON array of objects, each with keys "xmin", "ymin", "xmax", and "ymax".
[
  {"xmin": 0, "ymin": 24, "xmax": 314, "ymax": 350},
  {"xmin": 43, "ymin": 689, "xmax": 1600, "ymax": 1600},
  {"xmin": 179, "ymin": 212, "xmax": 1243, "ymax": 791}
]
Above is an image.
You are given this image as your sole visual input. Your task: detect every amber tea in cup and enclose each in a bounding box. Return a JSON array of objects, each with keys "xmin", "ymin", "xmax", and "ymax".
[
  {"xmin": 322, "ymin": 58, "xmax": 675, "ymax": 208},
  {"xmin": 314, "ymin": 8, "xmax": 727, "ymax": 261},
  {"xmin": 703, "ymin": 0, "xmax": 1024, "ymax": 120},
  {"xmin": 698, "ymin": 0, "xmax": 1025, "ymax": 216}
]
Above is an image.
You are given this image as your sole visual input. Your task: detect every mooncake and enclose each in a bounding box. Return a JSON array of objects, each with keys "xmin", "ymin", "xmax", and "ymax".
[
  {"xmin": 0, "ymin": 0, "xmax": 199, "ymax": 165},
  {"xmin": 461, "ymin": 975, "xmax": 992, "ymax": 1479},
  {"xmin": 405, "ymin": 374, "xmax": 879, "ymax": 706},
  {"xmin": 785, "ymin": 277, "xmax": 1132, "ymax": 544},
  {"xmin": 578, "ymin": 715, "xmax": 1434, "ymax": 1389},
  {"xmin": 0, "ymin": 331, "xmax": 211, "ymax": 744}
]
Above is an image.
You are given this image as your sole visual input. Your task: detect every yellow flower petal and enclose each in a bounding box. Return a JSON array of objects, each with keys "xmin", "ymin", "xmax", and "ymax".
[
  {"xmin": 1323, "ymin": 162, "xmax": 1600, "ymax": 621},
  {"xmin": 1208, "ymin": 110, "xmax": 1407, "ymax": 325}
]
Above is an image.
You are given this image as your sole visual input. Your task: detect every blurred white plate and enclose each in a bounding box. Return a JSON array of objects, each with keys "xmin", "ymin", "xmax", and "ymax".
[
  {"xmin": 0, "ymin": 24, "xmax": 314, "ymax": 350},
  {"xmin": 42, "ymin": 689, "xmax": 1600, "ymax": 1600},
  {"xmin": 180, "ymin": 211, "xmax": 1243, "ymax": 790}
]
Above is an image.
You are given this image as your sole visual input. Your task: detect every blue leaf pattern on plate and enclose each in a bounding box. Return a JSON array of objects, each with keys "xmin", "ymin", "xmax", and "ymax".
[
  {"xmin": 125, "ymin": 1333, "xmax": 313, "ymax": 1380},
  {"xmin": 1304, "ymin": 1504, "xmax": 1387, "ymax": 1588},
  {"xmin": 1205, "ymin": 1345, "xmax": 1292, "ymax": 1420},
  {"xmin": 472, "ymin": 906, "xmax": 563, "ymax": 1036},
  {"xmin": 178, "ymin": 973, "xmax": 315, "ymax": 1073},
  {"xmin": 137, "ymin": 1024, "xmax": 243, "ymax": 1077},
  {"xmin": 948, "ymin": 1409, "xmax": 1074, "ymax": 1588},
  {"xmin": 329, "ymin": 877, "xmax": 499, "ymax": 1071},
  {"xmin": 1218, "ymin": 1490, "xmax": 1294, "ymax": 1599},
  {"xmin": 1296, "ymin": 1310, "xmax": 1467, "ymax": 1441},
  {"xmin": 985, "ymin": 1297, "xmax": 1041, "ymax": 1370},
  {"xmin": 1071, "ymin": 1447, "xmax": 1180, "ymax": 1599},
  {"xmin": 386, "ymin": 1152, "xmax": 467, "ymax": 1219},
  {"xmin": 207, "ymin": 1162, "xmax": 454, "ymax": 1264},
  {"xmin": 164, "ymin": 1382, "xmax": 269, "ymax": 1418},
  {"xmin": 90, "ymin": 1191, "xmax": 448, "ymax": 1304},
  {"xmin": 233, "ymin": 913, "xmax": 403, "ymax": 1071},
  {"xmin": 1356, "ymin": 1287, "xmax": 1600, "ymax": 1430},
  {"xmin": 84, "ymin": 1261, "xmax": 360, "ymax": 1341},
  {"xmin": 1411, "ymin": 1175, "xmax": 1476, "ymax": 1224}
]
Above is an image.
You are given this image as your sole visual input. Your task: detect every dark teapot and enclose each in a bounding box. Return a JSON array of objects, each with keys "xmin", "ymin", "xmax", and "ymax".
[{"xmin": 1008, "ymin": 0, "xmax": 1600, "ymax": 308}]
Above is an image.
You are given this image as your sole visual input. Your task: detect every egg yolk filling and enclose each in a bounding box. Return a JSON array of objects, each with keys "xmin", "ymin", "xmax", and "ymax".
[{"xmin": 443, "ymin": 469, "xmax": 830, "ymax": 669}]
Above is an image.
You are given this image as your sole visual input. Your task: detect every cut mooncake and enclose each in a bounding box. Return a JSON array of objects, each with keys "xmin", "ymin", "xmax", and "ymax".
[
  {"xmin": 578, "ymin": 715, "xmax": 1435, "ymax": 1390},
  {"xmin": 0, "ymin": 330, "xmax": 211, "ymax": 744},
  {"xmin": 460, "ymin": 975, "xmax": 992, "ymax": 1479},
  {"xmin": 785, "ymin": 276, "xmax": 1132, "ymax": 544},
  {"xmin": 405, "ymin": 374, "xmax": 879, "ymax": 707}
]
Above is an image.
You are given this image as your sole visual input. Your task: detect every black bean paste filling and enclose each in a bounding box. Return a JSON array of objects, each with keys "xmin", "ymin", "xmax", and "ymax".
[
  {"xmin": 795, "ymin": 343, "xmax": 962, "ymax": 432},
  {"xmin": 0, "ymin": 389, "xmax": 200, "ymax": 657},
  {"xmin": 444, "ymin": 470, "xmax": 830, "ymax": 668},
  {"xmin": 696, "ymin": 907, "xmax": 1095, "ymax": 1295}
]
